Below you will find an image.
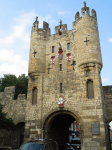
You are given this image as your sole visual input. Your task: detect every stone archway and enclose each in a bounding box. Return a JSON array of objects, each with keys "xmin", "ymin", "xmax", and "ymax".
[
  {"xmin": 106, "ymin": 118, "xmax": 112, "ymax": 150},
  {"xmin": 13, "ymin": 122, "xmax": 25, "ymax": 149},
  {"xmin": 43, "ymin": 109, "xmax": 83, "ymax": 145}
]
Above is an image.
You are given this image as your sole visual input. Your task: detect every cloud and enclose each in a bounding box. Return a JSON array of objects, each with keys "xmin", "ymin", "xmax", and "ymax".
[
  {"xmin": 0, "ymin": 10, "xmax": 56, "ymax": 45},
  {"xmin": 102, "ymin": 78, "xmax": 109, "ymax": 82},
  {"xmin": 0, "ymin": 49, "xmax": 28, "ymax": 77},
  {"xmin": 0, "ymin": 11, "xmax": 56, "ymax": 77},
  {"xmin": 108, "ymin": 38, "xmax": 112, "ymax": 43},
  {"xmin": 0, "ymin": 26, "xmax": 25, "ymax": 45},
  {"xmin": 58, "ymin": 11, "xmax": 71, "ymax": 15}
]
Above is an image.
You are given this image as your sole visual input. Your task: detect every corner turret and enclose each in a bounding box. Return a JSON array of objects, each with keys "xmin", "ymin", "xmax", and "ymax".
[
  {"xmin": 73, "ymin": 2, "xmax": 102, "ymax": 72},
  {"xmin": 28, "ymin": 17, "xmax": 50, "ymax": 80}
]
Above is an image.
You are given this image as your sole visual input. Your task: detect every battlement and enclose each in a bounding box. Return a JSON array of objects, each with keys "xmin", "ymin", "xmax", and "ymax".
[
  {"xmin": 32, "ymin": 17, "xmax": 50, "ymax": 37},
  {"xmin": 74, "ymin": 2, "xmax": 97, "ymax": 22},
  {"xmin": 17, "ymin": 94, "xmax": 26, "ymax": 100},
  {"xmin": 0, "ymin": 86, "xmax": 26, "ymax": 101},
  {"xmin": 31, "ymin": 2, "xmax": 97, "ymax": 39}
]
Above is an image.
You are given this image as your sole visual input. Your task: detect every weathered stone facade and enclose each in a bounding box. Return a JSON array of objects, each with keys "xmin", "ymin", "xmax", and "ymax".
[
  {"xmin": 1, "ymin": 2, "xmax": 112, "ymax": 150},
  {"xmin": 0, "ymin": 86, "xmax": 27, "ymax": 125}
]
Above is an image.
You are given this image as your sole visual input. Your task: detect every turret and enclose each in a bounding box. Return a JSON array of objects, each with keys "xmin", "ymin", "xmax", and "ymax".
[
  {"xmin": 73, "ymin": 2, "xmax": 102, "ymax": 72},
  {"xmin": 28, "ymin": 17, "xmax": 50, "ymax": 79}
]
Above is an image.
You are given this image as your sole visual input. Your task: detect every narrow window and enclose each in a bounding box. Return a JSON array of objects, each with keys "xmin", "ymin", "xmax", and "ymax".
[
  {"xmin": 60, "ymin": 83, "xmax": 62, "ymax": 93},
  {"xmin": 32, "ymin": 87, "xmax": 37, "ymax": 105},
  {"xmin": 60, "ymin": 64, "xmax": 62, "ymax": 71},
  {"xmin": 52, "ymin": 46, "xmax": 55, "ymax": 53},
  {"xmin": 87, "ymin": 80, "xmax": 94, "ymax": 99},
  {"xmin": 73, "ymin": 61, "xmax": 75, "ymax": 70},
  {"xmin": 67, "ymin": 43, "xmax": 70, "ymax": 50}
]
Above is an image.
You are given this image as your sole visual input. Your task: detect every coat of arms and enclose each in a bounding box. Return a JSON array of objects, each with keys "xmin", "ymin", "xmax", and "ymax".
[
  {"xmin": 58, "ymin": 43, "xmax": 63, "ymax": 60},
  {"xmin": 58, "ymin": 95, "xmax": 64, "ymax": 107},
  {"xmin": 58, "ymin": 50, "xmax": 63, "ymax": 60}
]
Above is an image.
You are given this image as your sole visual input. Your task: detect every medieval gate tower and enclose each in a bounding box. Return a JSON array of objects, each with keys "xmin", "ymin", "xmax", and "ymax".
[{"xmin": 24, "ymin": 2, "xmax": 108, "ymax": 150}]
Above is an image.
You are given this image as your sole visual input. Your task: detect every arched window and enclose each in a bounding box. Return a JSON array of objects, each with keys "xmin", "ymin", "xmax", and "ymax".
[
  {"xmin": 32, "ymin": 87, "xmax": 37, "ymax": 105},
  {"xmin": 87, "ymin": 80, "xmax": 94, "ymax": 99}
]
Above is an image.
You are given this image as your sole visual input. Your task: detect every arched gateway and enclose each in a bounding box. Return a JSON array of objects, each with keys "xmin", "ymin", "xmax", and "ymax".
[
  {"xmin": 43, "ymin": 109, "xmax": 82, "ymax": 144},
  {"xmin": 24, "ymin": 2, "xmax": 109, "ymax": 150}
]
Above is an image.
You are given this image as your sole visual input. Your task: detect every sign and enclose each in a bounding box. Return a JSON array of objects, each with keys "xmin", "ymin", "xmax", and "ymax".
[
  {"xmin": 58, "ymin": 95, "xmax": 64, "ymax": 107},
  {"xmin": 91, "ymin": 124, "xmax": 100, "ymax": 135}
]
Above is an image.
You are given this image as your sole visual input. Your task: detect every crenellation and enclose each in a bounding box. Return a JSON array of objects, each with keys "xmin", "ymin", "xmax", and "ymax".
[
  {"xmin": 75, "ymin": 12, "xmax": 80, "ymax": 21},
  {"xmin": 3, "ymin": 86, "xmax": 15, "ymax": 101},
  {"xmin": 81, "ymin": 7, "xmax": 90, "ymax": 17},
  {"xmin": 17, "ymin": 94, "xmax": 26, "ymax": 100},
  {"xmin": 92, "ymin": 9, "xmax": 97, "ymax": 19}
]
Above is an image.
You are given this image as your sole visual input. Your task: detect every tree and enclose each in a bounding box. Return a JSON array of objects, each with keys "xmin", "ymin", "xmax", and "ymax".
[
  {"xmin": 0, "ymin": 99, "xmax": 15, "ymax": 129},
  {"xmin": 0, "ymin": 74, "xmax": 28, "ymax": 99}
]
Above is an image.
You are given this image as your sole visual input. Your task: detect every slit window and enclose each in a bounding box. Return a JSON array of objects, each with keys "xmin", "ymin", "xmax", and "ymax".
[
  {"xmin": 32, "ymin": 87, "xmax": 37, "ymax": 105},
  {"xmin": 60, "ymin": 64, "xmax": 62, "ymax": 71},
  {"xmin": 67, "ymin": 43, "xmax": 70, "ymax": 50},
  {"xmin": 60, "ymin": 83, "xmax": 62, "ymax": 93},
  {"xmin": 73, "ymin": 61, "xmax": 76, "ymax": 70},
  {"xmin": 87, "ymin": 80, "xmax": 94, "ymax": 99},
  {"xmin": 52, "ymin": 46, "xmax": 55, "ymax": 53}
]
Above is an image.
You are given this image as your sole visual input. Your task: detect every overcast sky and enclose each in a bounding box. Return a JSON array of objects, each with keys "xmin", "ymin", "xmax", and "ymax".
[{"xmin": 0, "ymin": 0, "xmax": 112, "ymax": 87}]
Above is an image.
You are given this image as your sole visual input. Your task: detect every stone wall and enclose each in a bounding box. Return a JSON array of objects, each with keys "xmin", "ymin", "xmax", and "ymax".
[
  {"xmin": 0, "ymin": 129, "xmax": 13, "ymax": 147},
  {"xmin": 0, "ymin": 86, "xmax": 27, "ymax": 125},
  {"xmin": 103, "ymin": 86, "xmax": 112, "ymax": 123},
  {"xmin": 0, "ymin": 129, "xmax": 21, "ymax": 149}
]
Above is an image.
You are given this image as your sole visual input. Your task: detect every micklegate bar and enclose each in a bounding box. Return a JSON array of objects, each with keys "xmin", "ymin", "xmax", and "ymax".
[{"xmin": 1, "ymin": 2, "xmax": 112, "ymax": 150}]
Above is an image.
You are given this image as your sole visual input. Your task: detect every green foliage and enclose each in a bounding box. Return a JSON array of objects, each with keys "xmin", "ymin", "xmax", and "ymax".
[
  {"xmin": 0, "ymin": 74, "xmax": 28, "ymax": 99},
  {"xmin": 0, "ymin": 99, "xmax": 15, "ymax": 129}
]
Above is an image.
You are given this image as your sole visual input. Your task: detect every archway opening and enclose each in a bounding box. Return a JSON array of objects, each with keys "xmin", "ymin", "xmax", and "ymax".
[
  {"xmin": 43, "ymin": 111, "xmax": 81, "ymax": 145},
  {"xmin": 69, "ymin": 120, "xmax": 80, "ymax": 142},
  {"xmin": 14, "ymin": 122, "xmax": 25, "ymax": 148},
  {"xmin": 109, "ymin": 121, "xmax": 112, "ymax": 149}
]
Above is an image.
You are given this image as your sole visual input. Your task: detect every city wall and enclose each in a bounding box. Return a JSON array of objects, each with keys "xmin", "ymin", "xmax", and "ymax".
[{"xmin": 0, "ymin": 86, "xmax": 27, "ymax": 125}]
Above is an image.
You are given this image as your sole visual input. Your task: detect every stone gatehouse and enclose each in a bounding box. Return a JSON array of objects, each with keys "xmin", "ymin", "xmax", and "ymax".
[{"xmin": 0, "ymin": 2, "xmax": 112, "ymax": 150}]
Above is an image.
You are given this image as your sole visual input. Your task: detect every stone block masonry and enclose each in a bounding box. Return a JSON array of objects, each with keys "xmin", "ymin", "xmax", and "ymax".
[
  {"xmin": 0, "ymin": 86, "xmax": 27, "ymax": 125},
  {"xmin": 1, "ymin": 2, "xmax": 112, "ymax": 150}
]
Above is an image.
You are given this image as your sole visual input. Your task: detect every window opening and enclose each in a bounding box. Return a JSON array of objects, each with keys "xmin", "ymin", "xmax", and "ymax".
[
  {"xmin": 60, "ymin": 83, "xmax": 62, "ymax": 93},
  {"xmin": 59, "ymin": 27, "xmax": 62, "ymax": 35},
  {"xmin": 87, "ymin": 80, "xmax": 94, "ymax": 99},
  {"xmin": 60, "ymin": 64, "xmax": 62, "ymax": 71},
  {"xmin": 52, "ymin": 46, "xmax": 55, "ymax": 53},
  {"xmin": 73, "ymin": 61, "xmax": 75, "ymax": 70},
  {"xmin": 67, "ymin": 43, "xmax": 70, "ymax": 50},
  {"xmin": 32, "ymin": 87, "xmax": 37, "ymax": 105}
]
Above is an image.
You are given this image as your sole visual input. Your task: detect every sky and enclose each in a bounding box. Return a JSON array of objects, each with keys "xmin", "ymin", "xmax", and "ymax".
[{"xmin": 0, "ymin": 0, "xmax": 112, "ymax": 87}]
